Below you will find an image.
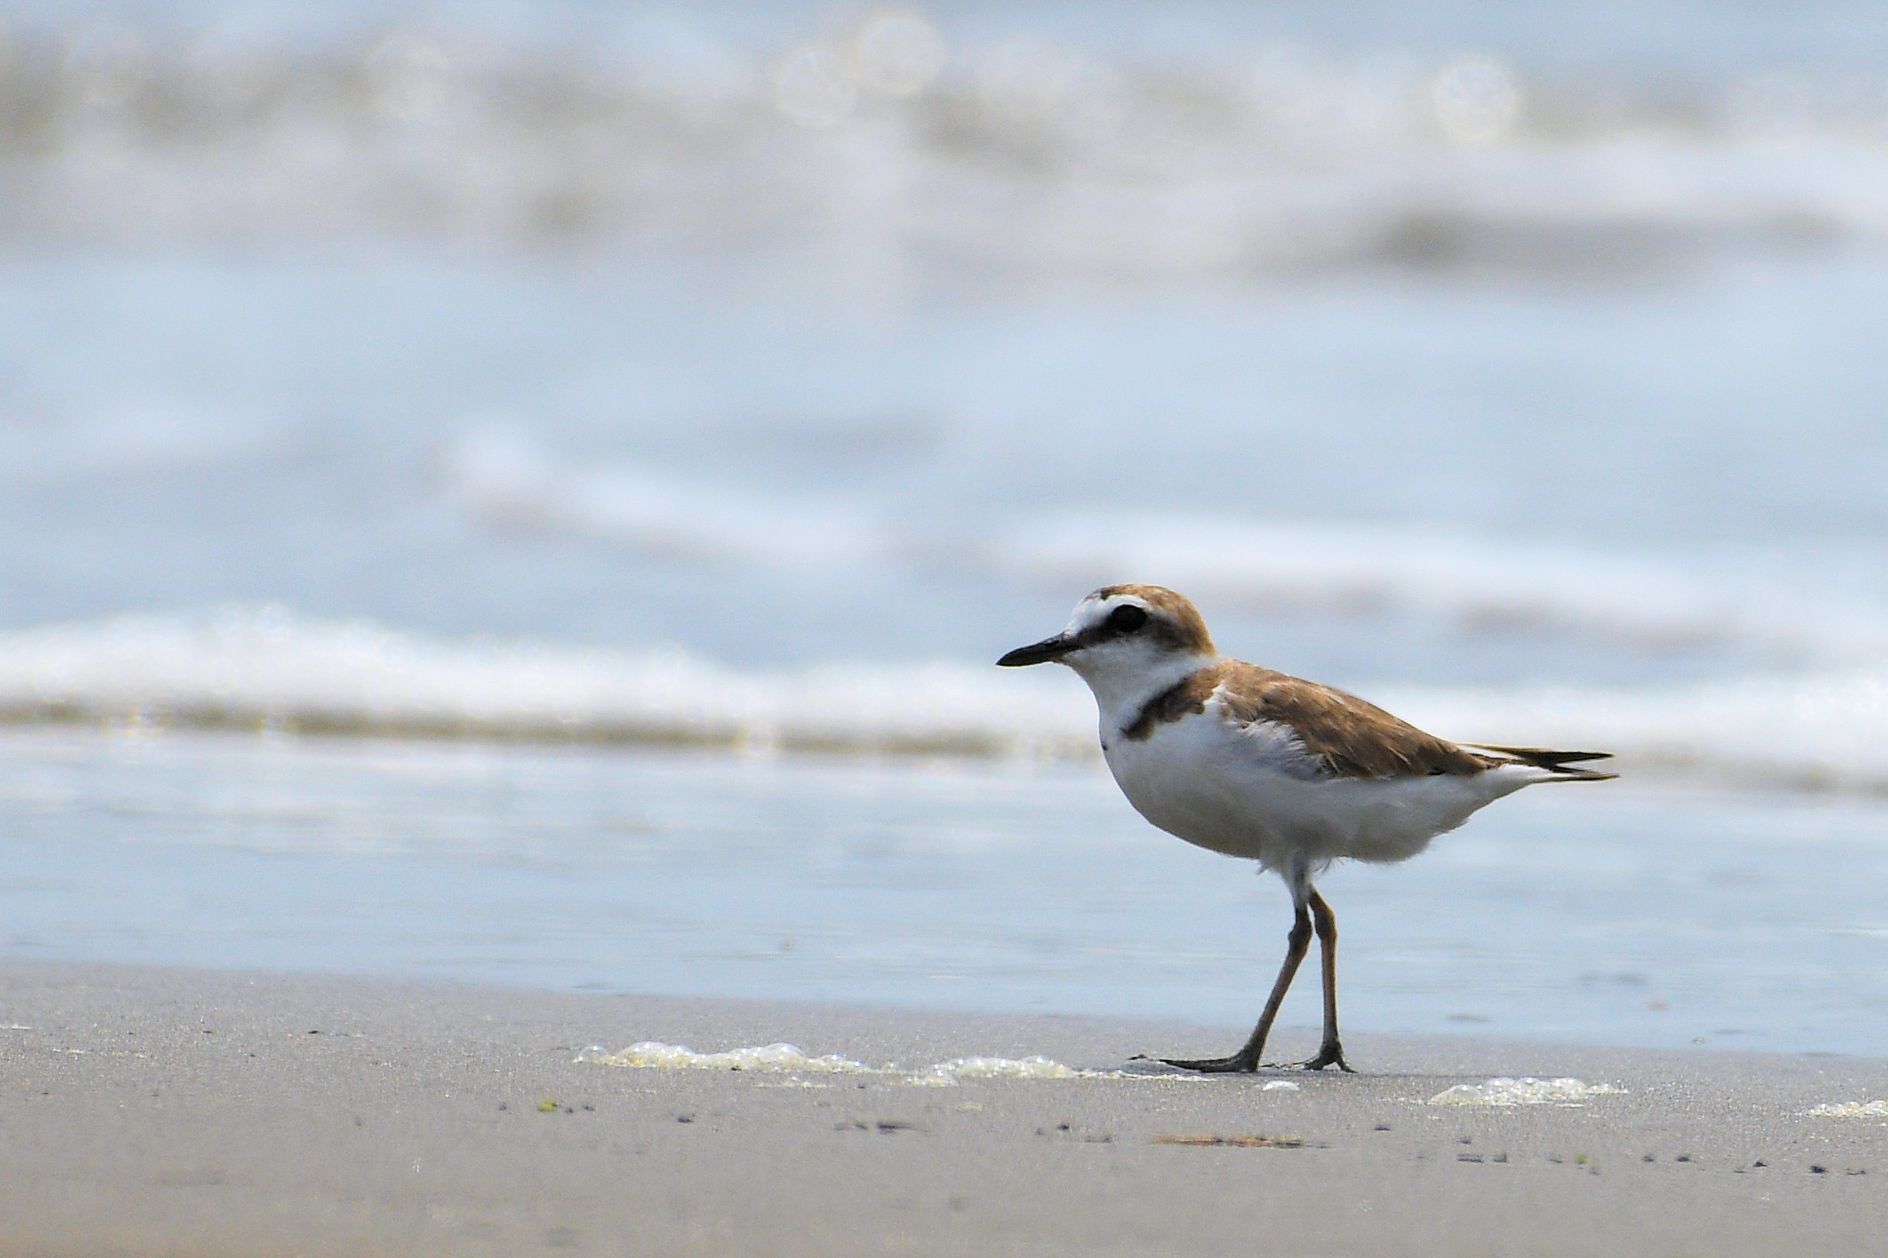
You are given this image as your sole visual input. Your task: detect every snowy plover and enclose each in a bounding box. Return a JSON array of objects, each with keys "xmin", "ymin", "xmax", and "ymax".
[{"xmin": 998, "ymin": 583, "xmax": 1614, "ymax": 1073}]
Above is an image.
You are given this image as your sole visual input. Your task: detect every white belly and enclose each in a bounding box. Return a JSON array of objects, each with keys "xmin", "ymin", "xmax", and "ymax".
[{"xmin": 1100, "ymin": 712, "xmax": 1529, "ymax": 872}]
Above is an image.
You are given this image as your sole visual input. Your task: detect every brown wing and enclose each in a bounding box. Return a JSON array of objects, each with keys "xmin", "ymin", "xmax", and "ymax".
[{"xmin": 1211, "ymin": 662, "xmax": 1488, "ymax": 780}]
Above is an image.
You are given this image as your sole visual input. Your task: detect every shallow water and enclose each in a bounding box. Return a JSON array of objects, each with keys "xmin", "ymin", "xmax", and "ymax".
[{"xmin": 5, "ymin": 728, "xmax": 1885, "ymax": 1057}]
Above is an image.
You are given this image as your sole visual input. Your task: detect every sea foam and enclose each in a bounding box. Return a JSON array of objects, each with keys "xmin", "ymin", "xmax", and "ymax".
[
  {"xmin": 1428, "ymin": 1077, "xmax": 1625, "ymax": 1106},
  {"xmin": 578, "ymin": 1041, "xmax": 875, "ymax": 1074},
  {"xmin": 1803, "ymin": 1100, "xmax": 1888, "ymax": 1119},
  {"xmin": 579, "ymin": 1041, "xmax": 1127, "ymax": 1084}
]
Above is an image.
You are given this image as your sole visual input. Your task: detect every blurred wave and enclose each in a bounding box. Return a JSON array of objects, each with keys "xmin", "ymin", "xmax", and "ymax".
[
  {"xmin": 4, "ymin": 10, "xmax": 1888, "ymax": 275},
  {"xmin": 9, "ymin": 606, "xmax": 1888, "ymax": 796},
  {"xmin": 0, "ymin": 606, "xmax": 1084, "ymax": 758},
  {"xmin": 434, "ymin": 423, "xmax": 1888, "ymax": 667},
  {"xmin": 437, "ymin": 424, "xmax": 885, "ymax": 565}
]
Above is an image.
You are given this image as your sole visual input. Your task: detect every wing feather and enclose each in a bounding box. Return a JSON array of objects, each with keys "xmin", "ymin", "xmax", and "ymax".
[{"xmin": 1209, "ymin": 662, "xmax": 1487, "ymax": 780}]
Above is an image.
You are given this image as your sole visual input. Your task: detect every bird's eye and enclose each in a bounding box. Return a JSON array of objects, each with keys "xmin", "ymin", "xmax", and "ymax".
[{"xmin": 1107, "ymin": 604, "xmax": 1148, "ymax": 634}]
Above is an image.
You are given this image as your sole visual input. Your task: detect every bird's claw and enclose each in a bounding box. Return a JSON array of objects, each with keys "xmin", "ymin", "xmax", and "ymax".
[{"xmin": 1298, "ymin": 1044, "xmax": 1355, "ymax": 1072}]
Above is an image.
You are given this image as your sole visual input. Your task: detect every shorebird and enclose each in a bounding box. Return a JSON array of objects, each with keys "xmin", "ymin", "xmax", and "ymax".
[{"xmin": 997, "ymin": 584, "xmax": 1614, "ymax": 1073}]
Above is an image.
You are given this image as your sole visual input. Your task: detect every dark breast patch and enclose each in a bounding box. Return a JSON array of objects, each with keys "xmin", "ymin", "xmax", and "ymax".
[{"xmin": 1121, "ymin": 671, "xmax": 1221, "ymax": 742}]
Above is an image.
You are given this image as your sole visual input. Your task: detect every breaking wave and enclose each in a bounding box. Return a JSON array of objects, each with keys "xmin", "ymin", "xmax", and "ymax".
[
  {"xmin": 0, "ymin": 607, "xmax": 1087, "ymax": 758},
  {"xmin": 9, "ymin": 607, "xmax": 1888, "ymax": 796},
  {"xmin": 5, "ymin": 8, "xmax": 1888, "ymax": 276}
]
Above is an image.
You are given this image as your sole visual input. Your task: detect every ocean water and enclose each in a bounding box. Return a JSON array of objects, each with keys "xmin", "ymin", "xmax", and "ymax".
[
  {"xmin": 3, "ymin": 1, "xmax": 1887, "ymax": 1052},
  {"xmin": 5, "ymin": 730, "xmax": 1887, "ymax": 1056}
]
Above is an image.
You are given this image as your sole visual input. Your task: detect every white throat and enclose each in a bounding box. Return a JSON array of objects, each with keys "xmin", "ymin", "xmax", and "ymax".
[{"xmin": 1064, "ymin": 648, "xmax": 1217, "ymax": 729}]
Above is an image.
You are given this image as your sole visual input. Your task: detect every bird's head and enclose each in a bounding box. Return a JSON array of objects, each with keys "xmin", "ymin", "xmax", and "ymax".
[{"xmin": 997, "ymin": 584, "xmax": 1217, "ymax": 708}]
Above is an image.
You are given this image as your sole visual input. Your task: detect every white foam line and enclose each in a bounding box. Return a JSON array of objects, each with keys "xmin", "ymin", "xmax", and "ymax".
[
  {"xmin": 16, "ymin": 607, "xmax": 1888, "ymax": 794},
  {"xmin": 1427, "ymin": 1077, "xmax": 1626, "ymax": 1106},
  {"xmin": 1803, "ymin": 1100, "xmax": 1888, "ymax": 1119},
  {"xmin": 577, "ymin": 1041, "xmax": 1215, "ymax": 1084},
  {"xmin": 579, "ymin": 1041, "xmax": 875, "ymax": 1074}
]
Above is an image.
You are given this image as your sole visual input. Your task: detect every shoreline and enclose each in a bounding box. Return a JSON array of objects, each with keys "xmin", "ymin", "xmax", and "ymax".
[{"xmin": 4, "ymin": 960, "xmax": 1885, "ymax": 1257}]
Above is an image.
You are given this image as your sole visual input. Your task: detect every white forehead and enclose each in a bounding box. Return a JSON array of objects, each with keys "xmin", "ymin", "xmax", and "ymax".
[{"xmin": 1066, "ymin": 590, "xmax": 1146, "ymax": 632}]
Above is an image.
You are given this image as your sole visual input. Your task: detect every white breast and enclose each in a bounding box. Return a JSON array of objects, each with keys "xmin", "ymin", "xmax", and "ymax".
[{"xmin": 1100, "ymin": 701, "xmax": 1533, "ymax": 873}]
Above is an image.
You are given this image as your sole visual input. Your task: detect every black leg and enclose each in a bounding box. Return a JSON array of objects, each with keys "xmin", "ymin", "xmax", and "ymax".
[
  {"xmin": 1162, "ymin": 898, "xmax": 1313, "ymax": 1073},
  {"xmin": 1300, "ymin": 889, "xmax": 1353, "ymax": 1072}
]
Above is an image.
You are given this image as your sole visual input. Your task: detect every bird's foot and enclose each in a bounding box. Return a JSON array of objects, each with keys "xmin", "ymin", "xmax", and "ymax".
[
  {"xmin": 1298, "ymin": 1043, "xmax": 1355, "ymax": 1073},
  {"xmin": 1157, "ymin": 1052, "xmax": 1260, "ymax": 1074}
]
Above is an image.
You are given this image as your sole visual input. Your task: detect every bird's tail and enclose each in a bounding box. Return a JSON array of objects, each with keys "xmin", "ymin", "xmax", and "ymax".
[{"xmin": 1466, "ymin": 744, "xmax": 1618, "ymax": 781}]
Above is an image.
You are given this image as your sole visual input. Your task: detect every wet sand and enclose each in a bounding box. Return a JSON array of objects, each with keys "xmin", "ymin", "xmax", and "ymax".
[{"xmin": 3, "ymin": 959, "xmax": 1884, "ymax": 1257}]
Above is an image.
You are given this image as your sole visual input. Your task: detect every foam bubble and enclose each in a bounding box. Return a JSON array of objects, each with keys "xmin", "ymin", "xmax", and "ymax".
[
  {"xmin": 1803, "ymin": 1100, "xmax": 1888, "ymax": 1118},
  {"xmin": 917, "ymin": 1055, "xmax": 1085, "ymax": 1082},
  {"xmin": 577, "ymin": 1041, "xmax": 876, "ymax": 1074},
  {"xmin": 1428, "ymin": 1077, "xmax": 1625, "ymax": 1106}
]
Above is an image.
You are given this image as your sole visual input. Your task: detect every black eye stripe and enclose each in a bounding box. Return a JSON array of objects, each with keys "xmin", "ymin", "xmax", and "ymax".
[{"xmin": 1106, "ymin": 604, "xmax": 1148, "ymax": 634}]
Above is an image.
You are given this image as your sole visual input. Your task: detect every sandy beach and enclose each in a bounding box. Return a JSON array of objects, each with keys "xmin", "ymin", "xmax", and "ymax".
[{"xmin": 3, "ymin": 960, "xmax": 1884, "ymax": 1257}]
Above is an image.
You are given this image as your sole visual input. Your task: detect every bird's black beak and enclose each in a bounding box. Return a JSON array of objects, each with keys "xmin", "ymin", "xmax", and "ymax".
[{"xmin": 996, "ymin": 634, "xmax": 1076, "ymax": 667}]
